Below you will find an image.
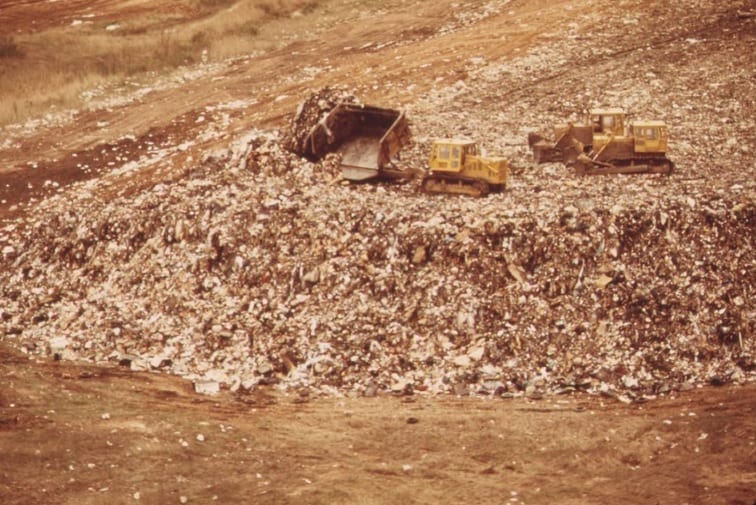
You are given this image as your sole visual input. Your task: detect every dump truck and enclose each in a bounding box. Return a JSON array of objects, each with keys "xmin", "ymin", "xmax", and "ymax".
[
  {"xmin": 528, "ymin": 109, "xmax": 674, "ymax": 175},
  {"xmin": 295, "ymin": 102, "xmax": 412, "ymax": 181},
  {"xmin": 420, "ymin": 139, "xmax": 510, "ymax": 197}
]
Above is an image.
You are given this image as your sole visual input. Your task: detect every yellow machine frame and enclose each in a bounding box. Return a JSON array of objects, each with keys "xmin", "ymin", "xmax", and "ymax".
[{"xmin": 428, "ymin": 139, "xmax": 508, "ymax": 187}]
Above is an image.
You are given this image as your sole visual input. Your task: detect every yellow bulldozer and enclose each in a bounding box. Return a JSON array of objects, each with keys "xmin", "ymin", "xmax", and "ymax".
[
  {"xmin": 421, "ymin": 139, "xmax": 510, "ymax": 197},
  {"xmin": 528, "ymin": 109, "xmax": 674, "ymax": 175}
]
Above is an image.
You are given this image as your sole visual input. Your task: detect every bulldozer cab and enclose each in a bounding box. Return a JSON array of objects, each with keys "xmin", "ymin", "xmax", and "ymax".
[
  {"xmin": 429, "ymin": 139, "xmax": 478, "ymax": 173},
  {"xmin": 589, "ymin": 109, "xmax": 626, "ymax": 136},
  {"xmin": 632, "ymin": 121, "xmax": 669, "ymax": 153}
]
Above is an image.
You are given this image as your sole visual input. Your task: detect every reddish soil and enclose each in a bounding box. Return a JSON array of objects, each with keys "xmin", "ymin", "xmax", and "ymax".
[
  {"xmin": 1, "ymin": 343, "xmax": 754, "ymax": 505},
  {"xmin": 1, "ymin": 1, "xmax": 754, "ymax": 504}
]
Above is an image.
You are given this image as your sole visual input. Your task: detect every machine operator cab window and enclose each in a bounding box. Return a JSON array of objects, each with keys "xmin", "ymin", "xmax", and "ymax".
[
  {"xmin": 637, "ymin": 127, "xmax": 657, "ymax": 139},
  {"xmin": 590, "ymin": 109, "xmax": 626, "ymax": 136},
  {"xmin": 632, "ymin": 121, "xmax": 668, "ymax": 153},
  {"xmin": 450, "ymin": 146, "xmax": 461, "ymax": 169},
  {"xmin": 432, "ymin": 140, "xmax": 475, "ymax": 171},
  {"xmin": 435, "ymin": 143, "xmax": 461, "ymax": 168}
]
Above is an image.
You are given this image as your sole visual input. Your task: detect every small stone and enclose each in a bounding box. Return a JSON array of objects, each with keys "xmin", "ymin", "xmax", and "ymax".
[
  {"xmin": 194, "ymin": 381, "xmax": 220, "ymax": 395},
  {"xmin": 453, "ymin": 355, "xmax": 471, "ymax": 367},
  {"xmin": 129, "ymin": 358, "xmax": 150, "ymax": 372},
  {"xmin": 303, "ymin": 268, "xmax": 320, "ymax": 284},
  {"xmin": 468, "ymin": 346, "xmax": 485, "ymax": 361},
  {"xmin": 412, "ymin": 246, "xmax": 427, "ymax": 264},
  {"xmin": 622, "ymin": 375, "xmax": 639, "ymax": 389},
  {"xmin": 48, "ymin": 336, "xmax": 69, "ymax": 355}
]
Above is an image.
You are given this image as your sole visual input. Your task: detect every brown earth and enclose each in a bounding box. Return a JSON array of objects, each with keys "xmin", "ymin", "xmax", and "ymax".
[
  {"xmin": 1, "ymin": 0, "xmax": 755, "ymax": 503},
  {"xmin": 1, "ymin": 343, "xmax": 755, "ymax": 505}
]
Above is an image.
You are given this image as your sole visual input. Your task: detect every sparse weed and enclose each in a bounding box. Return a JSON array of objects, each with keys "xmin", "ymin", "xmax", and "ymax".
[
  {"xmin": 0, "ymin": 0, "xmax": 323, "ymax": 127},
  {"xmin": 0, "ymin": 36, "xmax": 23, "ymax": 59}
]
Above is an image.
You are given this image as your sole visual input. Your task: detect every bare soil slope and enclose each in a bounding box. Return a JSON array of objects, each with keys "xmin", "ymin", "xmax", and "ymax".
[
  {"xmin": 1, "ymin": 345, "xmax": 755, "ymax": 505},
  {"xmin": 0, "ymin": 0, "xmax": 754, "ymax": 503}
]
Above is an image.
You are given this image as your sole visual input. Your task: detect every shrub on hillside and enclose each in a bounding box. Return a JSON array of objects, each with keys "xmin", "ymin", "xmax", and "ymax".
[{"xmin": 0, "ymin": 36, "xmax": 23, "ymax": 58}]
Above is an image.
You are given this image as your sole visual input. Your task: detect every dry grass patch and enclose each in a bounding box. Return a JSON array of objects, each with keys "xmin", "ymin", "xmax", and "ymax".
[{"xmin": 0, "ymin": 0, "xmax": 323, "ymax": 126}]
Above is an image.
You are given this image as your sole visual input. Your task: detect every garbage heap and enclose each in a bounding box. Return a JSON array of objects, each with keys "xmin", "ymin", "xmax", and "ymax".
[{"xmin": 0, "ymin": 130, "xmax": 753, "ymax": 400}]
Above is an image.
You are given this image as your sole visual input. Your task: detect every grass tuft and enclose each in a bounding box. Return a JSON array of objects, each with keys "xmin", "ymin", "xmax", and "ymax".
[{"xmin": 0, "ymin": 36, "xmax": 23, "ymax": 59}]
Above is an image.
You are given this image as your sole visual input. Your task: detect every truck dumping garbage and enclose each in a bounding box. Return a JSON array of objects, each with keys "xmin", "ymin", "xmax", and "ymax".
[
  {"xmin": 285, "ymin": 88, "xmax": 412, "ymax": 181},
  {"xmin": 302, "ymin": 102, "xmax": 411, "ymax": 181}
]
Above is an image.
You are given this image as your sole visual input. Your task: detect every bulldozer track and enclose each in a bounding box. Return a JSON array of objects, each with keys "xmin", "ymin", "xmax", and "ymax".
[{"xmin": 421, "ymin": 174, "xmax": 491, "ymax": 197}]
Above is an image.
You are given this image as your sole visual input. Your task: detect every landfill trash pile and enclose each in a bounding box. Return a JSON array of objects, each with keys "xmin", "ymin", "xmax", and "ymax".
[
  {"xmin": 282, "ymin": 86, "xmax": 358, "ymax": 158},
  {"xmin": 1, "ymin": 0, "xmax": 754, "ymax": 400},
  {"xmin": 0, "ymin": 122, "xmax": 752, "ymax": 400}
]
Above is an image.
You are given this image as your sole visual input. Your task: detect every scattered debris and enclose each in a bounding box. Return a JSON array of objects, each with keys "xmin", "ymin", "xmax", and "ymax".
[{"xmin": 0, "ymin": 2, "xmax": 754, "ymax": 401}]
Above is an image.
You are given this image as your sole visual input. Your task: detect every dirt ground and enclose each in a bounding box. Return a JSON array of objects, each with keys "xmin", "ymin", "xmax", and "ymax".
[
  {"xmin": 1, "ymin": 0, "xmax": 754, "ymax": 503},
  {"xmin": 1, "ymin": 343, "xmax": 754, "ymax": 505},
  {"xmin": 0, "ymin": 0, "xmax": 605, "ymax": 219}
]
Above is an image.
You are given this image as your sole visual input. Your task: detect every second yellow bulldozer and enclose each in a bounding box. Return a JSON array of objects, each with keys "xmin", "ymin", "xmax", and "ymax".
[
  {"xmin": 528, "ymin": 109, "xmax": 674, "ymax": 175},
  {"xmin": 421, "ymin": 139, "xmax": 509, "ymax": 197}
]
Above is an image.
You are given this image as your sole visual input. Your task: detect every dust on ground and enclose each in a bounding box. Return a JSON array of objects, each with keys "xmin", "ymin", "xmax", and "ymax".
[
  {"xmin": 1, "ymin": 0, "xmax": 755, "ymax": 503},
  {"xmin": 1, "ymin": 344, "xmax": 754, "ymax": 505}
]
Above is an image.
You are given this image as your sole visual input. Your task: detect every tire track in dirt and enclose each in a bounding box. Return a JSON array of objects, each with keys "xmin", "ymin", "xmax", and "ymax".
[{"xmin": 0, "ymin": 0, "xmax": 200, "ymax": 33}]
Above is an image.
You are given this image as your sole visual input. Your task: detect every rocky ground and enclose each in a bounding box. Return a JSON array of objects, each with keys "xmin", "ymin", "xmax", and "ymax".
[{"xmin": 0, "ymin": 0, "xmax": 754, "ymax": 503}]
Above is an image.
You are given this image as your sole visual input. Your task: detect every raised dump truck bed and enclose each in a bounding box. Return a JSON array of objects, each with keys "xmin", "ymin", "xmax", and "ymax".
[{"xmin": 300, "ymin": 103, "xmax": 411, "ymax": 181}]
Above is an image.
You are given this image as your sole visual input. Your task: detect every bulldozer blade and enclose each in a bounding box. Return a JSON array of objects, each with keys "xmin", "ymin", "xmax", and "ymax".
[
  {"xmin": 299, "ymin": 102, "xmax": 411, "ymax": 181},
  {"xmin": 341, "ymin": 165, "xmax": 381, "ymax": 181},
  {"xmin": 339, "ymin": 135, "xmax": 383, "ymax": 178},
  {"xmin": 531, "ymin": 142, "xmax": 562, "ymax": 163},
  {"xmin": 527, "ymin": 132, "xmax": 546, "ymax": 149},
  {"xmin": 342, "ymin": 165, "xmax": 421, "ymax": 182}
]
